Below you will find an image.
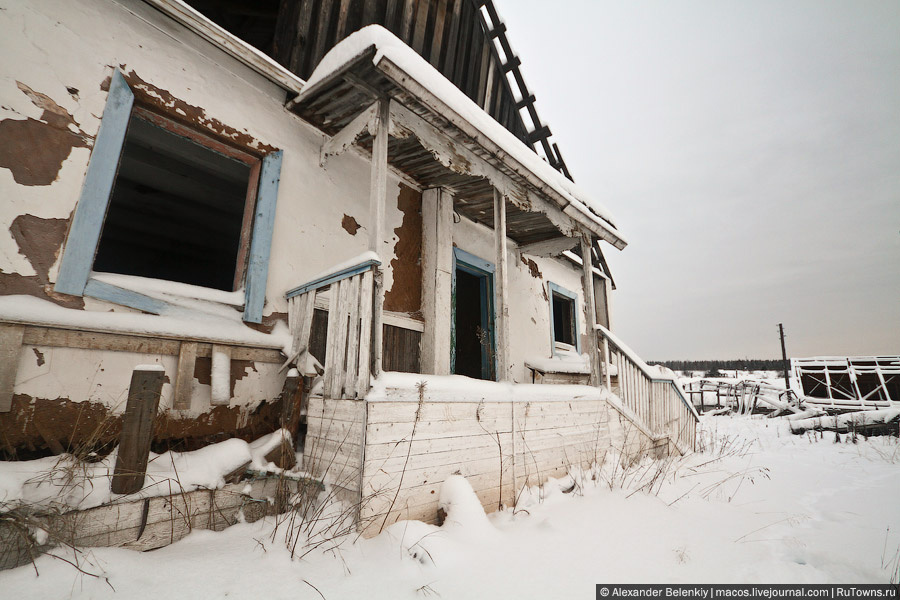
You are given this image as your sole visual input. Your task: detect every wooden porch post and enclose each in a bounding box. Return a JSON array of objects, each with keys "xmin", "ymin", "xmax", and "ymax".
[
  {"xmin": 580, "ymin": 233, "xmax": 601, "ymax": 387},
  {"xmin": 493, "ymin": 188, "xmax": 510, "ymax": 382},
  {"xmin": 369, "ymin": 99, "xmax": 390, "ymax": 378},
  {"xmin": 421, "ymin": 187, "xmax": 454, "ymax": 375}
]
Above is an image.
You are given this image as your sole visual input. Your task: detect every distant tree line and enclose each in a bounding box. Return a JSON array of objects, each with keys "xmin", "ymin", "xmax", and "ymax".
[{"xmin": 651, "ymin": 359, "xmax": 785, "ymax": 373}]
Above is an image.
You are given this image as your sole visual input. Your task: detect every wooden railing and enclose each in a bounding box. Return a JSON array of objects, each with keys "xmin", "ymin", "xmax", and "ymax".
[
  {"xmin": 596, "ymin": 324, "xmax": 698, "ymax": 452},
  {"xmin": 285, "ymin": 258, "xmax": 381, "ymax": 399}
]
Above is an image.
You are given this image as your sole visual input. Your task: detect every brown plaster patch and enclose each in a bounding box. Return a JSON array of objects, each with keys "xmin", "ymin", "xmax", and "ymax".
[
  {"xmin": 122, "ymin": 69, "xmax": 276, "ymax": 156},
  {"xmin": 0, "ymin": 394, "xmax": 285, "ymax": 457},
  {"xmin": 0, "ymin": 83, "xmax": 90, "ymax": 186},
  {"xmin": 341, "ymin": 214, "xmax": 361, "ymax": 236},
  {"xmin": 32, "ymin": 348, "xmax": 45, "ymax": 367},
  {"xmin": 9, "ymin": 214, "xmax": 69, "ymax": 281},
  {"xmin": 520, "ymin": 256, "xmax": 542, "ymax": 279},
  {"xmin": 0, "ymin": 272, "xmax": 85, "ymax": 309},
  {"xmin": 384, "ymin": 184, "xmax": 423, "ymax": 314}
]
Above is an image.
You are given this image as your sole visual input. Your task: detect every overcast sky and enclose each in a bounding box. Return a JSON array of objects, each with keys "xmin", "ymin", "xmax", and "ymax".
[{"xmin": 496, "ymin": 0, "xmax": 900, "ymax": 360}]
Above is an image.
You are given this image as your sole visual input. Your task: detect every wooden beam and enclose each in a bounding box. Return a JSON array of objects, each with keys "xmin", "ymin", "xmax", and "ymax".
[
  {"xmin": 370, "ymin": 99, "xmax": 390, "ymax": 379},
  {"xmin": 172, "ymin": 341, "xmax": 198, "ymax": 410},
  {"xmin": 112, "ymin": 366, "xmax": 165, "ymax": 495},
  {"xmin": 320, "ymin": 103, "xmax": 378, "ymax": 166},
  {"xmin": 421, "ymin": 188, "xmax": 454, "ymax": 375},
  {"xmin": 517, "ymin": 236, "xmax": 578, "ymax": 258},
  {"xmin": 580, "ymin": 234, "xmax": 601, "ymax": 387},
  {"xmin": 210, "ymin": 345, "xmax": 232, "ymax": 405},
  {"xmin": 0, "ymin": 324, "xmax": 24, "ymax": 412},
  {"xmin": 494, "ymin": 189, "xmax": 510, "ymax": 382}
]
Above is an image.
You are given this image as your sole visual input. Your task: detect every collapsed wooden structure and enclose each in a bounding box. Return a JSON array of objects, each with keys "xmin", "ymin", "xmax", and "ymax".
[
  {"xmin": 0, "ymin": 0, "xmax": 698, "ymax": 538},
  {"xmin": 791, "ymin": 356, "xmax": 900, "ymax": 412}
]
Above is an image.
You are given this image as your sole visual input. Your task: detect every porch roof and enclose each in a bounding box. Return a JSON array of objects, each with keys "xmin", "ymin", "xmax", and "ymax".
[{"xmin": 287, "ymin": 26, "xmax": 627, "ymax": 250}]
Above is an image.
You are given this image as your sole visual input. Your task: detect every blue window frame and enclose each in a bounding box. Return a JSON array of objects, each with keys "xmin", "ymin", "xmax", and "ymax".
[
  {"xmin": 548, "ymin": 281, "xmax": 580, "ymax": 355},
  {"xmin": 451, "ymin": 248, "xmax": 496, "ymax": 381},
  {"xmin": 54, "ymin": 69, "xmax": 281, "ymax": 323}
]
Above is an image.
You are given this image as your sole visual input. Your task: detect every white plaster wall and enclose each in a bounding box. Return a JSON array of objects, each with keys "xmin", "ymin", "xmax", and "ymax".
[
  {"xmin": 452, "ymin": 217, "xmax": 588, "ymax": 383},
  {"xmin": 0, "ymin": 0, "xmax": 413, "ymax": 408},
  {"xmin": 0, "ymin": 0, "xmax": 408, "ymax": 315}
]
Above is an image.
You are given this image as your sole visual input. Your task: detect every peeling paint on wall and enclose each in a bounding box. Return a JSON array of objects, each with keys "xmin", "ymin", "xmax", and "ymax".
[
  {"xmin": 384, "ymin": 185, "xmax": 422, "ymax": 314},
  {"xmin": 2, "ymin": 213, "xmax": 84, "ymax": 308},
  {"xmin": 341, "ymin": 214, "xmax": 361, "ymax": 235},
  {"xmin": 0, "ymin": 394, "xmax": 286, "ymax": 458},
  {"xmin": 0, "ymin": 83, "xmax": 90, "ymax": 186},
  {"xmin": 193, "ymin": 357, "xmax": 259, "ymax": 397},
  {"xmin": 120, "ymin": 69, "xmax": 277, "ymax": 155},
  {"xmin": 9, "ymin": 213, "xmax": 69, "ymax": 281},
  {"xmin": 520, "ymin": 255, "xmax": 542, "ymax": 279}
]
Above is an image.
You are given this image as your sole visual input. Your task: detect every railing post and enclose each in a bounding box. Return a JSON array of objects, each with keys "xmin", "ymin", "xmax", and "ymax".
[
  {"xmin": 369, "ymin": 99, "xmax": 390, "ymax": 379},
  {"xmin": 493, "ymin": 188, "xmax": 510, "ymax": 381},
  {"xmin": 580, "ymin": 233, "xmax": 601, "ymax": 386}
]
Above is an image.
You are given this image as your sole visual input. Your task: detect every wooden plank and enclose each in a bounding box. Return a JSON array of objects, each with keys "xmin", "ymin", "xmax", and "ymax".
[
  {"xmin": 16, "ymin": 325, "xmax": 282, "ymax": 360},
  {"xmin": 399, "ymin": 0, "xmax": 415, "ymax": 42},
  {"xmin": 580, "ymin": 235, "xmax": 601, "ymax": 386},
  {"xmin": 429, "ymin": 0, "xmax": 448, "ymax": 67},
  {"xmin": 493, "ymin": 189, "xmax": 510, "ymax": 381},
  {"xmin": 83, "ymin": 279, "xmax": 173, "ymax": 315},
  {"xmin": 55, "ymin": 69, "xmax": 134, "ymax": 296},
  {"xmin": 210, "ymin": 344, "xmax": 232, "ymax": 406},
  {"xmin": 323, "ymin": 281, "xmax": 342, "ymax": 397},
  {"xmin": 0, "ymin": 324, "xmax": 24, "ymax": 412},
  {"xmin": 111, "ymin": 367, "xmax": 165, "ymax": 494},
  {"xmin": 336, "ymin": 0, "xmax": 353, "ymax": 40},
  {"xmin": 330, "ymin": 278, "xmax": 352, "ymax": 399},
  {"xmin": 320, "ymin": 102, "xmax": 378, "ymax": 166},
  {"xmin": 441, "ymin": 0, "xmax": 462, "ymax": 75},
  {"xmin": 343, "ymin": 275, "xmax": 362, "ymax": 397},
  {"xmin": 244, "ymin": 150, "xmax": 283, "ymax": 323},
  {"xmin": 411, "ymin": 0, "xmax": 430, "ymax": 53},
  {"xmin": 172, "ymin": 341, "xmax": 198, "ymax": 410},
  {"xmin": 295, "ymin": 291, "xmax": 318, "ymax": 375}
]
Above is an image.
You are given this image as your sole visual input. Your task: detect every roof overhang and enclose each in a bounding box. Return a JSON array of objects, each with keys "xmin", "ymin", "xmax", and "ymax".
[{"xmin": 287, "ymin": 47, "xmax": 627, "ymax": 250}]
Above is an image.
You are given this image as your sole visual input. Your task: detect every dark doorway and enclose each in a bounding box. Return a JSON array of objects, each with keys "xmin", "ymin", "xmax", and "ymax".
[{"xmin": 452, "ymin": 250, "xmax": 495, "ymax": 381}]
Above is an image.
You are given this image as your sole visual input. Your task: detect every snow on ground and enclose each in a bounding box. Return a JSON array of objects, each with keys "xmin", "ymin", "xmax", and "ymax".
[{"xmin": 2, "ymin": 416, "xmax": 898, "ymax": 597}]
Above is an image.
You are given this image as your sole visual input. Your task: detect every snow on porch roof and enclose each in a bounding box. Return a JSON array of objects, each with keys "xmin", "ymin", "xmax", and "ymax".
[{"xmin": 290, "ymin": 25, "xmax": 627, "ymax": 249}]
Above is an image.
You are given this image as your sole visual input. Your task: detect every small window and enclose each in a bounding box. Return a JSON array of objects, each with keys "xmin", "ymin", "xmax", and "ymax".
[
  {"xmin": 55, "ymin": 70, "xmax": 282, "ymax": 323},
  {"xmin": 93, "ymin": 110, "xmax": 258, "ymax": 291},
  {"xmin": 548, "ymin": 282, "xmax": 579, "ymax": 354}
]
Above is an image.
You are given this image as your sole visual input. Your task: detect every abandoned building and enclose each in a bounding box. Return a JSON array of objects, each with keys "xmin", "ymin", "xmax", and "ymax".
[{"xmin": 0, "ymin": 0, "xmax": 698, "ymax": 534}]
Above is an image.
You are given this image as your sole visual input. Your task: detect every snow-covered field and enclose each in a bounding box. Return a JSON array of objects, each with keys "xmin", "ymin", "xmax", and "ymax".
[{"xmin": 2, "ymin": 415, "xmax": 898, "ymax": 598}]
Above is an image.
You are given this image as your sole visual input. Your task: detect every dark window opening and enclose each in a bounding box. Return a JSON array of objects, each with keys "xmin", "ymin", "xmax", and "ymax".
[
  {"xmin": 828, "ymin": 372, "xmax": 855, "ymax": 400},
  {"xmin": 552, "ymin": 292, "xmax": 576, "ymax": 347},
  {"xmin": 856, "ymin": 373, "xmax": 886, "ymax": 401},
  {"xmin": 93, "ymin": 113, "xmax": 254, "ymax": 291},
  {"xmin": 800, "ymin": 370, "xmax": 829, "ymax": 398},
  {"xmin": 455, "ymin": 269, "xmax": 486, "ymax": 380}
]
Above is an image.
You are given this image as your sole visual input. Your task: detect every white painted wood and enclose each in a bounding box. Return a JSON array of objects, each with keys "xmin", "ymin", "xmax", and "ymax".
[
  {"xmin": 603, "ymin": 336, "xmax": 612, "ymax": 390},
  {"xmin": 173, "ymin": 341, "xmax": 198, "ymax": 410},
  {"xmin": 0, "ymin": 324, "xmax": 24, "ymax": 412},
  {"xmin": 343, "ymin": 274, "xmax": 362, "ymax": 398},
  {"xmin": 323, "ymin": 281, "xmax": 342, "ymax": 397},
  {"xmin": 369, "ymin": 99, "xmax": 390, "ymax": 379},
  {"xmin": 382, "ymin": 311, "xmax": 425, "ymax": 332},
  {"xmin": 517, "ymin": 236, "xmax": 578, "ymax": 258},
  {"xmin": 320, "ymin": 102, "xmax": 378, "ymax": 166},
  {"xmin": 580, "ymin": 234, "xmax": 601, "ymax": 387},
  {"xmin": 356, "ymin": 269, "xmax": 374, "ymax": 397},
  {"xmin": 210, "ymin": 344, "xmax": 232, "ymax": 405},
  {"xmin": 295, "ymin": 291, "xmax": 318, "ymax": 376},
  {"xmin": 329, "ymin": 278, "xmax": 351, "ymax": 399},
  {"xmin": 493, "ymin": 189, "xmax": 510, "ymax": 382}
]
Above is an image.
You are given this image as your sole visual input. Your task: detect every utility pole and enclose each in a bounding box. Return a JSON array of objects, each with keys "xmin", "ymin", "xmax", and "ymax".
[{"xmin": 778, "ymin": 323, "xmax": 790, "ymax": 391}]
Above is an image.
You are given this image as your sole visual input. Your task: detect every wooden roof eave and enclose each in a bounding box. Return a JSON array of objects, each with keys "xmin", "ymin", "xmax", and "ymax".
[{"xmin": 287, "ymin": 49, "xmax": 626, "ymax": 250}]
